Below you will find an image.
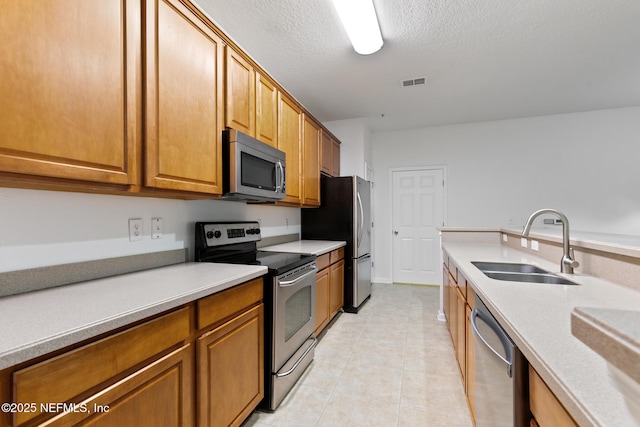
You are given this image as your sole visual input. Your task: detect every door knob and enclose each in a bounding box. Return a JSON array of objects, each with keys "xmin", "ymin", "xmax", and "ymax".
[{"xmin": 394, "ymin": 230, "xmax": 398, "ymax": 235}]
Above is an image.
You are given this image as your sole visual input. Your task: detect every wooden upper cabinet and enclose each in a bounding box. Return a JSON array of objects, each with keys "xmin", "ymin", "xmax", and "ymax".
[
  {"xmin": 277, "ymin": 93, "xmax": 302, "ymax": 204},
  {"xmin": 332, "ymin": 138, "xmax": 341, "ymax": 176},
  {"xmin": 225, "ymin": 47, "xmax": 255, "ymax": 136},
  {"xmin": 144, "ymin": 0, "xmax": 224, "ymax": 194},
  {"xmin": 321, "ymin": 132, "xmax": 332, "ymax": 175},
  {"xmin": 256, "ymin": 73, "xmax": 278, "ymax": 147},
  {"xmin": 0, "ymin": 0, "xmax": 140, "ymax": 186},
  {"xmin": 302, "ymin": 114, "xmax": 321, "ymax": 206},
  {"xmin": 321, "ymin": 131, "xmax": 341, "ymax": 177}
]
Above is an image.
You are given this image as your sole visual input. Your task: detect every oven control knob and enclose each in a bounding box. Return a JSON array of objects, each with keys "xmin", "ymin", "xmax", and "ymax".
[
  {"xmin": 246, "ymin": 229, "xmax": 253, "ymax": 235},
  {"xmin": 214, "ymin": 230, "xmax": 222, "ymax": 238},
  {"xmin": 206, "ymin": 231, "xmax": 214, "ymax": 239},
  {"xmin": 255, "ymin": 228, "xmax": 261, "ymax": 234}
]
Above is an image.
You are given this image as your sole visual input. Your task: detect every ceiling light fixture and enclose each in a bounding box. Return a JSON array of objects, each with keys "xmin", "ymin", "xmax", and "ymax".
[{"xmin": 331, "ymin": 0, "xmax": 384, "ymax": 55}]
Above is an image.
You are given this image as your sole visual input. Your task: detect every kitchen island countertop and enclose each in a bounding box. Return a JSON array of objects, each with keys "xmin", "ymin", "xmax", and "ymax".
[
  {"xmin": 261, "ymin": 240, "xmax": 346, "ymax": 256},
  {"xmin": 0, "ymin": 262, "xmax": 267, "ymax": 370},
  {"xmin": 443, "ymin": 242, "xmax": 640, "ymax": 427}
]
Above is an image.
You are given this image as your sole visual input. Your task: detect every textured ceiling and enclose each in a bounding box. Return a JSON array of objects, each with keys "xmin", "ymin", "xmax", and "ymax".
[{"xmin": 195, "ymin": 0, "xmax": 640, "ymax": 132}]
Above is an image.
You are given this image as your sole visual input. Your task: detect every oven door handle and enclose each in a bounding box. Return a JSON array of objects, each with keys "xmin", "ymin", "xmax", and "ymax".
[
  {"xmin": 471, "ymin": 307, "xmax": 513, "ymax": 377},
  {"xmin": 275, "ymin": 336, "xmax": 317, "ymax": 377},
  {"xmin": 278, "ymin": 267, "xmax": 317, "ymax": 286}
]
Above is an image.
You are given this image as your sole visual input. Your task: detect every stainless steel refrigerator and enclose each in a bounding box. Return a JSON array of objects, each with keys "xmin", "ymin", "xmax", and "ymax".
[{"xmin": 301, "ymin": 175, "xmax": 372, "ymax": 312}]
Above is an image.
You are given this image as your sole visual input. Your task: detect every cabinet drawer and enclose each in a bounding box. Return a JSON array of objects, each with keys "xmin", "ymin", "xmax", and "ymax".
[
  {"xmin": 330, "ymin": 247, "xmax": 345, "ymax": 263},
  {"xmin": 457, "ymin": 274, "xmax": 468, "ymax": 299},
  {"xmin": 317, "ymin": 253, "xmax": 331, "ymax": 271},
  {"xmin": 40, "ymin": 344, "xmax": 194, "ymax": 427},
  {"xmin": 13, "ymin": 307, "xmax": 190, "ymax": 425},
  {"xmin": 449, "ymin": 261, "xmax": 458, "ymax": 284},
  {"xmin": 197, "ymin": 278, "xmax": 263, "ymax": 330}
]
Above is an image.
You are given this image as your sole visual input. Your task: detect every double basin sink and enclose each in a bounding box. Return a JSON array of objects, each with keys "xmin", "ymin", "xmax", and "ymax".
[{"xmin": 472, "ymin": 261, "xmax": 578, "ymax": 285}]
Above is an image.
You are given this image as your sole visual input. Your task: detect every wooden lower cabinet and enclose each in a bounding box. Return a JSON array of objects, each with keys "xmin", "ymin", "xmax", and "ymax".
[
  {"xmin": 41, "ymin": 345, "xmax": 194, "ymax": 427},
  {"xmin": 454, "ymin": 286, "xmax": 466, "ymax": 380},
  {"xmin": 2, "ymin": 278, "xmax": 265, "ymax": 427},
  {"xmin": 314, "ymin": 267, "xmax": 331, "ymax": 335},
  {"xmin": 329, "ymin": 259, "xmax": 345, "ymax": 318},
  {"xmin": 197, "ymin": 304, "xmax": 264, "ymax": 427},
  {"xmin": 529, "ymin": 366, "xmax": 577, "ymax": 427},
  {"xmin": 465, "ymin": 288, "xmax": 476, "ymax": 424},
  {"xmin": 443, "ymin": 258, "xmax": 477, "ymax": 425},
  {"xmin": 314, "ymin": 249, "xmax": 345, "ymax": 336}
]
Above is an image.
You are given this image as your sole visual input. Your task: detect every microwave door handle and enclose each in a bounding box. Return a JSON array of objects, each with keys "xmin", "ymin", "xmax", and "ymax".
[
  {"xmin": 278, "ymin": 161, "xmax": 287, "ymax": 194},
  {"xmin": 276, "ymin": 161, "xmax": 285, "ymax": 193}
]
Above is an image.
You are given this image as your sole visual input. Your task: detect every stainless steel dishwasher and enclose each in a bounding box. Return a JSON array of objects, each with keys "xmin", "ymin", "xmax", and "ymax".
[{"xmin": 471, "ymin": 294, "xmax": 529, "ymax": 427}]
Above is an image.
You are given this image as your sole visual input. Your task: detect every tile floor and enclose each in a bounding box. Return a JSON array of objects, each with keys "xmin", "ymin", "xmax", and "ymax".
[{"xmin": 245, "ymin": 283, "xmax": 474, "ymax": 427}]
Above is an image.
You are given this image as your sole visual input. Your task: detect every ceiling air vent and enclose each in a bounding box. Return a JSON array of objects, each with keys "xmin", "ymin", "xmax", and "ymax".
[{"xmin": 402, "ymin": 77, "xmax": 426, "ymax": 87}]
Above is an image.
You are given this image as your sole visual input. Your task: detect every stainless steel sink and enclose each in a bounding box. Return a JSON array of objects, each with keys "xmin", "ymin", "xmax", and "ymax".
[
  {"xmin": 471, "ymin": 262, "xmax": 548, "ymax": 274},
  {"xmin": 482, "ymin": 271, "xmax": 578, "ymax": 285},
  {"xmin": 472, "ymin": 261, "xmax": 579, "ymax": 285}
]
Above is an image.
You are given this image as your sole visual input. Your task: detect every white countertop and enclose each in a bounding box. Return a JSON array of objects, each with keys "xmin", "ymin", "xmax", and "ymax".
[
  {"xmin": 0, "ymin": 262, "xmax": 267, "ymax": 370},
  {"xmin": 443, "ymin": 243, "xmax": 640, "ymax": 427},
  {"xmin": 572, "ymin": 307, "xmax": 640, "ymax": 384},
  {"xmin": 261, "ymin": 240, "xmax": 346, "ymax": 256}
]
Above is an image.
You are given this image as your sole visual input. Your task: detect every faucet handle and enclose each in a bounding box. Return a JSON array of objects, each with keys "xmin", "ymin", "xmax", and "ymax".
[{"xmin": 567, "ymin": 248, "xmax": 579, "ymax": 268}]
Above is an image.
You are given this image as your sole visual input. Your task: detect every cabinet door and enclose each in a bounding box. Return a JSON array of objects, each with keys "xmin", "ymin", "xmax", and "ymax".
[
  {"xmin": 0, "ymin": 0, "xmax": 139, "ymax": 185},
  {"xmin": 331, "ymin": 138, "xmax": 341, "ymax": 176},
  {"xmin": 443, "ymin": 266, "xmax": 450, "ymax": 324},
  {"xmin": 321, "ymin": 132, "xmax": 332, "ymax": 175},
  {"xmin": 226, "ymin": 47, "xmax": 255, "ymax": 136},
  {"xmin": 447, "ymin": 273, "xmax": 456, "ymax": 342},
  {"xmin": 329, "ymin": 259, "xmax": 345, "ymax": 317},
  {"xmin": 466, "ymin": 304, "xmax": 476, "ymax": 424},
  {"xmin": 302, "ymin": 114, "xmax": 321, "ymax": 206},
  {"xmin": 277, "ymin": 93, "xmax": 302, "ymax": 204},
  {"xmin": 315, "ymin": 267, "xmax": 331, "ymax": 335},
  {"xmin": 145, "ymin": 0, "xmax": 224, "ymax": 194},
  {"xmin": 455, "ymin": 286, "xmax": 466, "ymax": 380},
  {"xmin": 198, "ymin": 304, "xmax": 264, "ymax": 427},
  {"xmin": 42, "ymin": 345, "xmax": 194, "ymax": 427},
  {"xmin": 529, "ymin": 366, "xmax": 578, "ymax": 427},
  {"xmin": 256, "ymin": 73, "xmax": 278, "ymax": 148}
]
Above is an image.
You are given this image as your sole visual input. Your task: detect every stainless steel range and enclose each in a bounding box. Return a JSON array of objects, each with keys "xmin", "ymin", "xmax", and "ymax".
[{"xmin": 195, "ymin": 221, "xmax": 317, "ymax": 410}]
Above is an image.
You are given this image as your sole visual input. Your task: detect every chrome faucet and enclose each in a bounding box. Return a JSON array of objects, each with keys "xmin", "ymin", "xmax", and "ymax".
[{"xmin": 522, "ymin": 209, "xmax": 579, "ymax": 274}]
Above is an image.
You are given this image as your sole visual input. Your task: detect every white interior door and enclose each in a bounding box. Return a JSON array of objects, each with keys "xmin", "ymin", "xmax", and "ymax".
[{"xmin": 392, "ymin": 168, "xmax": 444, "ymax": 285}]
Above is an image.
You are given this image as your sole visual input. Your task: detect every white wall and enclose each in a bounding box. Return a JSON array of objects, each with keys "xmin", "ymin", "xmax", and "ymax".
[
  {"xmin": 0, "ymin": 188, "xmax": 300, "ymax": 272},
  {"xmin": 371, "ymin": 106, "xmax": 640, "ymax": 283}
]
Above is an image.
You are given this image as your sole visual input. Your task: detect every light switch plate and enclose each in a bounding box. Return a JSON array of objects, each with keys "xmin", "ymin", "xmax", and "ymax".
[
  {"xmin": 521, "ymin": 238, "xmax": 528, "ymax": 248},
  {"xmin": 502, "ymin": 233, "xmax": 508, "ymax": 242},
  {"xmin": 151, "ymin": 218, "xmax": 163, "ymax": 239},
  {"xmin": 531, "ymin": 240, "xmax": 539, "ymax": 251}
]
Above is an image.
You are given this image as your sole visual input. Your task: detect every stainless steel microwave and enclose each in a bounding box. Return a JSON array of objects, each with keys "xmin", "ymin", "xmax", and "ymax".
[{"xmin": 222, "ymin": 129, "xmax": 286, "ymax": 203}]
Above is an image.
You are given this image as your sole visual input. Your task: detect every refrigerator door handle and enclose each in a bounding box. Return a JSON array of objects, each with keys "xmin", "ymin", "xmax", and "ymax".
[{"xmin": 357, "ymin": 191, "xmax": 364, "ymax": 249}]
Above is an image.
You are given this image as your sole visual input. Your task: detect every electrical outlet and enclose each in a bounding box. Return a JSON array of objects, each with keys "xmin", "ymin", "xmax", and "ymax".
[
  {"xmin": 129, "ymin": 218, "xmax": 143, "ymax": 241},
  {"xmin": 151, "ymin": 217, "xmax": 163, "ymax": 239},
  {"xmin": 520, "ymin": 238, "xmax": 528, "ymax": 248},
  {"xmin": 531, "ymin": 240, "xmax": 539, "ymax": 251},
  {"xmin": 502, "ymin": 233, "xmax": 508, "ymax": 242}
]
